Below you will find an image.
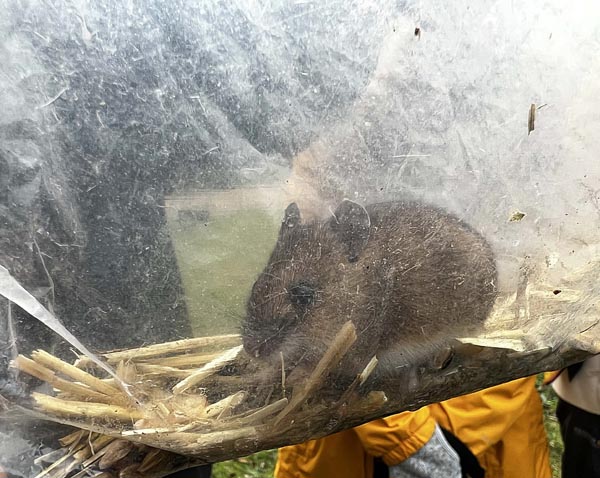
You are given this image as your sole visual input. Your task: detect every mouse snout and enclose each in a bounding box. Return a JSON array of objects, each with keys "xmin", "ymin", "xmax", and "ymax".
[
  {"xmin": 246, "ymin": 338, "xmax": 274, "ymax": 359},
  {"xmin": 241, "ymin": 331, "xmax": 264, "ymax": 358},
  {"xmin": 242, "ymin": 314, "xmax": 291, "ymax": 359}
]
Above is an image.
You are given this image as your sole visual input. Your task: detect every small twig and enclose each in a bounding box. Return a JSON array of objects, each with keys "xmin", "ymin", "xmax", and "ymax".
[
  {"xmin": 98, "ymin": 440, "xmax": 134, "ymax": 470},
  {"xmin": 189, "ymin": 95, "xmax": 207, "ymax": 114},
  {"xmin": 135, "ymin": 363, "xmax": 195, "ymax": 378},
  {"xmin": 34, "ymin": 449, "xmax": 66, "ymax": 466},
  {"xmin": 238, "ymin": 398, "xmax": 288, "ymax": 426},
  {"xmin": 580, "ymin": 319, "xmax": 600, "ymax": 334},
  {"xmin": 37, "ymin": 87, "xmax": 68, "ymax": 109},
  {"xmin": 335, "ymin": 356, "xmax": 379, "ymax": 409},
  {"xmin": 140, "ymin": 352, "xmax": 221, "ymax": 368},
  {"xmin": 172, "ymin": 345, "xmax": 242, "ymax": 394},
  {"xmin": 32, "ymin": 31, "xmax": 50, "ymax": 42},
  {"xmin": 33, "ymin": 451, "xmax": 73, "ymax": 478},
  {"xmin": 32, "ymin": 237, "xmax": 55, "ymax": 310},
  {"xmin": 274, "ymin": 321, "xmax": 357, "ymax": 425},
  {"xmin": 139, "ymin": 448, "xmax": 170, "ymax": 474},
  {"xmin": 528, "ymin": 103, "xmax": 536, "ymax": 135},
  {"xmin": 76, "ymin": 335, "xmax": 240, "ymax": 367},
  {"xmin": 96, "ymin": 110, "xmax": 106, "ymax": 128},
  {"xmin": 70, "ymin": 435, "xmax": 113, "ymax": 470},
  {"xmin": 390, "ymin": 154, "xmax": 431, "ymax": 158},
  {"xmin": 205, "ymin": 391, "xmax": 246, "ymax": 419},
  {"xmin": 192, "ymin": 427, "xmax": 259, "ymax": 449},
  {"xmin": 6, "ymin": 301, "xmax": 18, "ymax": 365},
  {"xmin": 123, "ymin": 422, "xmax": 207, "ymax": 436},
  {"xmin": 12, "ymin": 355, "xmax": 116, "ymax": 403},
  {"xmin": 280, "ymin": 351, "xmax": 286, "ymax": 398},
  {"xmin": 32, "ymin": 393, "xmax": 145, "ymax": 421},
  {"xmin": 202, "ymin": 146, "xmax": 220, "ymax": 156},
  {"xmin": 359, "ymin": 356, "xmax": 379, "ymax": 385},
  {"xmin": 32, "ymin": 349, "xmax": 121, "ymax": 397},
  {"xmin": 135, "ymin": 448, "xmax": 161, "ymax": 473},
  {"xmin": 71, "ymin": 468, "xmax": 108, "ymax": 478},
  {"xmin": 58, "ymin": 430, "xmax": 85, "ymax": 448}
]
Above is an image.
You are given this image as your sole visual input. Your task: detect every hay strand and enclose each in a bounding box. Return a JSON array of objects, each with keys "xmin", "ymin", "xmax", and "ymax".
[
  {"xmin": 275, "ymin": 321, "xmax": 357, "ymax": 425},
  {"xmin": 76, "ymin": 335, "xmax": 240, "ymax": 367},
  {"xmin": 172, "ymin": 345, "xmax": 242, "ymax": 394},
  {"xmin": 32, "ymin": 393, "xmax": 145, "ymax": 421},
  {"xmin": 31, "ymin": 350, "xmax": 121, "ymax": 397}
]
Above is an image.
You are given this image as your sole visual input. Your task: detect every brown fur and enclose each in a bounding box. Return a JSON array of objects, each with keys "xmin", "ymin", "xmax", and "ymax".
[{"xmin": 242, "ymin": 200, "xmax": 497, "ymax": 382}]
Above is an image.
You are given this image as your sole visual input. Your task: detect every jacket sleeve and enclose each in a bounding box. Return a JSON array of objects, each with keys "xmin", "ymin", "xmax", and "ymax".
[
  {"xmin": 353, "ymin": 407, "xmax": 437, "ymax": 466},
  {"xmin": 428, "ymin": 376, "xmax": 538, "ymax": 456}
]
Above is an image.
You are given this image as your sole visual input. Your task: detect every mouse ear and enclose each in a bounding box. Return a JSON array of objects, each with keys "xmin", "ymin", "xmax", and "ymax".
[
  {"xmin": 329, "ymin": 199, "xmax": 371, "ymax": 262},
  {"xmin": 282, "ymin": 202, "xmax": 301, "ymax": 229}
]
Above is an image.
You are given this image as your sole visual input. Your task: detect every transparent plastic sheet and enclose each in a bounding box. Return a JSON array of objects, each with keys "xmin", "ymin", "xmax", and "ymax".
[{"xmin": 1, "ymin": 0, "xmax": 600, "ymax": 477}]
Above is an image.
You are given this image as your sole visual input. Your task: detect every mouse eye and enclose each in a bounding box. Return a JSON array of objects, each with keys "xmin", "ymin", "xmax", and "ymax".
[{"xmin": 288, "ymin": 281, "xmax": 317, "ymax": 307}]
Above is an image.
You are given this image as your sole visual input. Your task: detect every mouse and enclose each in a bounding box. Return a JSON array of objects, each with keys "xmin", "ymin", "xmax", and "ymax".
[{"xmin": 242, "ymin": 199, "xmax": 497, "ymax": 385}]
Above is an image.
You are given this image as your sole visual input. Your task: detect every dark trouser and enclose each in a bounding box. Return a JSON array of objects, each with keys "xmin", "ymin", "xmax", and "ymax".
[
  {"xmin": 556, "ymin": 397, "xmax": 600, "ymax": 478},
  {"xmin": 166, "ymin": 465, "xmax": 212, "ymax": 478},
  {"xmin": 3, "ymin": 462, "xmax": 211, "ymax": 478}
]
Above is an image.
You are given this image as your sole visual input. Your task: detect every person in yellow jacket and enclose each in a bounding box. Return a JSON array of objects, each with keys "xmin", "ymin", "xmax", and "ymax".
[{"xmin": 276, "ymin": 376, "xmax": 551, "ymax": 478}]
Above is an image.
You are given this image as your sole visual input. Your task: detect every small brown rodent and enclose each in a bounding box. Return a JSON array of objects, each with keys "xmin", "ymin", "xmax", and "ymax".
[{"xmin": 242, "ymin": 200, "xmax": 497, "ymax": 382}]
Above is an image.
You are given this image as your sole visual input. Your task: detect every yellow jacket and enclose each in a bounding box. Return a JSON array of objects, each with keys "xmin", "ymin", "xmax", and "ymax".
[{"xmin": 275, "ymin": 376, "xmax": 551, "ymax": 478}]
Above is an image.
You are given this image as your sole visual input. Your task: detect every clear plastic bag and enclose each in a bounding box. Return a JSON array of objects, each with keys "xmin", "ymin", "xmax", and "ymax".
[{"xmin": 1, "ymin": 1, "xmax": 599, "ymax": 476}]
